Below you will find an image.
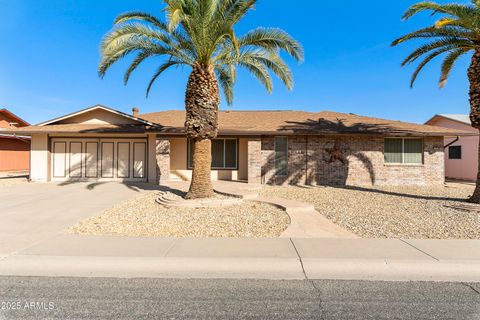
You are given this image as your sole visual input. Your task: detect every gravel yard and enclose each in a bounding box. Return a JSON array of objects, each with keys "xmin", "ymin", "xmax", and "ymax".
[
  {"xmin": 260, "ymin": 182, "xmax": 479, "ymax": 239},
  {"xmin": 69, "ymin": 191, "xmax": 290, "ymax": 238}
]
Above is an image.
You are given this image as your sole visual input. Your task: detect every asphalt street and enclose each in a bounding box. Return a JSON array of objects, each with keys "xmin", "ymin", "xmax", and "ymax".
[{"xmin": 0, "ymin": 276, "xmax": 478, "ymax": 319}]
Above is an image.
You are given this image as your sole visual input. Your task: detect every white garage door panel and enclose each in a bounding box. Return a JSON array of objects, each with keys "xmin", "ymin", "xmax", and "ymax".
[
  {"xmin": 51, "ymin": 138, "xmax": 147, "ymax": 181},
  {"xmin": 85, "ymin": 142, "xmax": 98, "ymax": 178},
  {"xmin": 53, "ymin": 142, "xmax": 67, "ymax": 178},
  {"xmin": 101, "ymin": 142, "xmax": 114, "ymax": 178},
  {"xmin": 133, "ymin": 142, "xmax": 146, "ymax": 178},
  {"xmin": 69, "ymin": 142, "xmax": 83, "ymax": 178},
  {"xmin": 117, "ymin": 142, "xmax": 130, "ymax": 178}
]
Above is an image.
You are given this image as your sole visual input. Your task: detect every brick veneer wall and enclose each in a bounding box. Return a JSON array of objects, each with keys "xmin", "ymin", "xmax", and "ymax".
[
  {"xmin": 156, "ymin": 138, "xmax": 170, "ymax": 185},
  {"xmin": 260, "ymin": 135, "xmax": 444, "ymax": 186},
  {"xmin": 247, "ymin": 138, "xmax": 262, "ymax": 184}
]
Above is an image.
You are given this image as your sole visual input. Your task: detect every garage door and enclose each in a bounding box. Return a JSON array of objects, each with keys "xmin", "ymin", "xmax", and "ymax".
[{"xmin": 51, "ymin": 138, "xmax": 147, "ymax": 182}]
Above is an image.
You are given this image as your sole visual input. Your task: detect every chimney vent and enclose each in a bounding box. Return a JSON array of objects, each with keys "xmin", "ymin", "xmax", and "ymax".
[{"xmin": 132, "ymin": 107, "xmax": 139, "ymax": 117}]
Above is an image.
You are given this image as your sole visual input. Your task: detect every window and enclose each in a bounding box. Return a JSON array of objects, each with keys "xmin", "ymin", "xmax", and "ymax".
[
  {"xmin": 449, "ymin": 145, "xmax": 462, "ymax": 159},
  {"xmin": 188, "ymin": 138, "xmax": 237, "ymax": 169},
  {"xmin": 384, "ymin": 138, "xmax": 423, "ymax": 164},
  {"xmin": 275, "ymin": 137, "xmax": 288, "ymax": 176}
]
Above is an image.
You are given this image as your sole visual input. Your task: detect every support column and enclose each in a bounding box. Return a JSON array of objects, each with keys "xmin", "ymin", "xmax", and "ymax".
[
  {"xmin": 247, "ymin": 138, "xmax": 262, "ymax": 184},
  {"xmin": 156, "ymin": 138, "xmax": 170, "ymax": 185},
  {"xmin": 30, "ymin": 134, "xmax": 50, "ymax": 182}
]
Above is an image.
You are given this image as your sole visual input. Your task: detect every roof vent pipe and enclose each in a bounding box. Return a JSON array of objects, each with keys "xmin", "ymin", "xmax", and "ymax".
[{"xmin": 132, "ymin": 107, "xmax": 139, "ymax": 118}]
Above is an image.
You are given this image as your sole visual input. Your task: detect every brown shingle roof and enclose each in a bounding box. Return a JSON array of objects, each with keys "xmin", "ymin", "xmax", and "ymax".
[
  {"xmin": 140, "ymin": 110, "xmax": 473, "ymax": 136},
  {"xmin": 10, "ymin": 109, "xmax": 474, "ymax": 136}
]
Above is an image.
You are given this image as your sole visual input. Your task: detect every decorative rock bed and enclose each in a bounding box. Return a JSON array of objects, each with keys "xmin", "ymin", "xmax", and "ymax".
[
  {"xmin": 69, "ymin": 191, "xmax": 290, "ymax": 238},
  {"xmin": 156, "ymin": 191, "xmax": 243, "ymax": 208},
  {"xmin": 260, "ymin": 183, "xmax": 480, "ymax": 239}
]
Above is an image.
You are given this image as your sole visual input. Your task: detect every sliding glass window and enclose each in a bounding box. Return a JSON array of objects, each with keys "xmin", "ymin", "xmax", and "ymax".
[
  {"xmin": 188, "ymin": 138, "xmax": 238, "ymax": 169},
  {"xmin": 384, "ymin": 138, "xmax": 423, "ymax": 164}
]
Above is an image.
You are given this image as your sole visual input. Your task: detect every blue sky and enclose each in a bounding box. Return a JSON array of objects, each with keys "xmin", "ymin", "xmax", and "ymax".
[{"xmin": 0, "ymin": 0, "xmax": 471, "ymax": 124}]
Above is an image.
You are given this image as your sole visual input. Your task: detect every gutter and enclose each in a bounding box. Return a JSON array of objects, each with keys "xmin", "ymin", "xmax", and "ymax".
[
  {"xmin": 0, "ymin": 133, "xmax": 30, "ymax": 144},
  {"xmin": 444, "ymin": 136, "xmax": 460, "ymax": 149}
]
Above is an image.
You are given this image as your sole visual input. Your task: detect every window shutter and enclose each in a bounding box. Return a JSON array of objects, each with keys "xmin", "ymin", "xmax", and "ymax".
[{"xmin": 275, "ymin": 137, "xmax": 288, "ymax": 176}]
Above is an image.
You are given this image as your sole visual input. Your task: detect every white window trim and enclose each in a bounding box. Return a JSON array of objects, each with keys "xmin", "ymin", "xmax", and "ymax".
[
  {"xmin": 274, "ymin": 136, "xmax": 289, "ymax": 177},
  {"xmin": 384, "ymin": 137, "xmax": 424, "ymax": 165}
]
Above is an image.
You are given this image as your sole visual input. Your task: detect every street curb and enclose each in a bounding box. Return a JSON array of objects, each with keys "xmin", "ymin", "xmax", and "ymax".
[
  {"xmin": 0, "ymin": 255, "xmax": 479, "ymax": 282},
  {"xmin": 303, "ymin": 259, "xmax": 480, "ymax": 282},
  {"xmin": 0, "ymin": 255, "xmax": 305, "ymax": 280}
]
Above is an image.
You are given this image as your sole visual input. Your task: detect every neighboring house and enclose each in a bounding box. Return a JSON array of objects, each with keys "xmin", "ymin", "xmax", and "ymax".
[
  {"xmin": 0, "ymin": 109, "xmax": 30, "ymax": 173},
  {"xmin": 9, "ymin": 105, "xmax": 474, "ymax": 186},
  {"xmin": 426, "ymin": 114, "xmax": 479, "ymax": 181}
]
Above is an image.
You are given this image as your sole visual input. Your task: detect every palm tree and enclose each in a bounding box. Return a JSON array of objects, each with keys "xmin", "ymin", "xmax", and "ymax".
[
  {"xmin": 392, "ymin": 0, "xmax": 480, "ymax": 203},
  {"xmin": 98, "ymin": 0, "xmax": 303, "ymax": 199}
]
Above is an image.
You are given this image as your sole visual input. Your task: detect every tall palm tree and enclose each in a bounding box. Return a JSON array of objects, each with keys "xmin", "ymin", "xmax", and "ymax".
[
  {"xmin": 392, "ymin": 0, "xmax": 480, "ymax": 203},
  {"xmin": 98, "ymin": 0, "xmax": 303, "ymax": 199}
]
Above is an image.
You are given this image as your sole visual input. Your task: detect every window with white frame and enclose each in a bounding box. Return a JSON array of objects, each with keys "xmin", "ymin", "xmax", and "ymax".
[
  {"xmin": 384, "ymin": 138, "xmax": 423, "ymax": 164},
  {"xmin": 188, "ymin": 138, "xmax": 237, "ymax": 169}
]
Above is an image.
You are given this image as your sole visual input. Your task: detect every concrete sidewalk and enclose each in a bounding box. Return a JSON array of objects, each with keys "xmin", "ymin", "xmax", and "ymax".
[{"xmin": 0, "ymin": 234, "xmax": 479, "ymax": 282}]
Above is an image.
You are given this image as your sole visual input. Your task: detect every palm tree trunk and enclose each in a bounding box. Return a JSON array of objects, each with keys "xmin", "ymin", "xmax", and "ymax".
[
  {"xmin": 185, "ymin": 64, "xmax": 219, "ymax": 199},
  {"xmin": 468, "ymin": 50, "xmax": 480, "ymax": 203}
]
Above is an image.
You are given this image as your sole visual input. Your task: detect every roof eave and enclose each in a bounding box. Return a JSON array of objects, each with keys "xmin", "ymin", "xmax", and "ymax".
[{"xmin": 37, "ymin": 104, "xmax": 160, "ymax": 127}]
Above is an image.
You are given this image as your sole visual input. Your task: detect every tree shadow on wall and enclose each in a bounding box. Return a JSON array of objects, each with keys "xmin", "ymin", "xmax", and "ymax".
[
  {"xmin": 263, "ymin": 117, "xmax": 462, "ymax": 202},
  {"xmin": 263, "ymin": 116, "xmax": 398, "ymax": 186}
]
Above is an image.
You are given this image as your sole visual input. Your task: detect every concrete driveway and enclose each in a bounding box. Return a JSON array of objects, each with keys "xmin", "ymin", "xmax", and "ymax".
[{"xmin": 0, "ymin": 181, "xmax": 154, "ymax": 255}]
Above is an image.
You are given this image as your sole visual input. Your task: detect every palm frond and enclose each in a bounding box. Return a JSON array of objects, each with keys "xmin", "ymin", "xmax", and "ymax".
[
  {"xmin": 409, "ymin": 47, "xmax": 452, "ymax": 87},
  {"xmin": 124, "ymin": 51, "xmax": 154, "ymax": 85},
  {"xmin": 215, "ymin": 65, "xmax": 235, "ymax": 104},
  {"xmin": 238, "ymin": 58, "xmax": 273, "ymax": 93},
  {"xmin": 439, "ymin": 48, "xmax": 469, "ymax": 88},
  {"xmin": 114, "ymin": 11, "xmax": 168, "ymax": 30},
  {"xmin": 146, "ymin": 60, "xmax": 183, "ymax": 97},
  {"xmin": 238, "ymin": 28, "xmax": 304, "ymax": 61},
  {"xmin": 403, "ymin": 2, "xmax": 478, "ymax": 21},
  {"xmin": 401, "ymin": 38, "xmax": 472, "ymax": 66},
  {"xmin": 99, "ymin": 0, "xmax": 302, "ymax": 103}
]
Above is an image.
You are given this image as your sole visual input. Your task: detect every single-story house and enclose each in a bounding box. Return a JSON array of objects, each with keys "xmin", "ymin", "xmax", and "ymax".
[
  {"xmin": 8, "ymin": 104, "xmax": 474, "ymax": 186},
  {"xmin": 0, "ymin": 108, "xmax": 30, "ymax": 173},
  {"xmin": 426, "ymin": 114, "xmax": 479, "ymax": 181}
]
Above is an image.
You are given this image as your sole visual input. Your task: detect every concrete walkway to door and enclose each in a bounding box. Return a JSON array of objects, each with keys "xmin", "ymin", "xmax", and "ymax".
[{"xmin": 0, "ymin": 181, "xmax": 155, "ymax": 255}]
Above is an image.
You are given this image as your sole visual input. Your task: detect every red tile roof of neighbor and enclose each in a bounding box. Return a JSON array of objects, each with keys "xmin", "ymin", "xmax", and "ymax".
[
  {"xmin": 0, "ymin": 108, "xmax": 29, "ymax": 127},
  {"xmin": 140, "ymin": 110, "xmax": 475, "ymax": 137}
]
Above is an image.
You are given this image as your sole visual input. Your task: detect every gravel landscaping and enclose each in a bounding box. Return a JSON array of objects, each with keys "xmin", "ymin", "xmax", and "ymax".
[
  {"xmin": 260, "ymin": 182, "xmax": 479, "ymax": 239},
  {"xmin": 69, "ymin": 191, "xmax": 290, "ymax": 238}
]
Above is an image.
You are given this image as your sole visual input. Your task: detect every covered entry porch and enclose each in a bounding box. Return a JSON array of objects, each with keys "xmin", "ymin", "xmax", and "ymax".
[{"xmin": 156, "ymin": 136, "xmax": 262, "ymax": 184}]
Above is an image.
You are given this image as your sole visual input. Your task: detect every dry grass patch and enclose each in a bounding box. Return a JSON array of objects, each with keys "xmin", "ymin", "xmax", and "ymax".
[
  {"xmin": 260, "ymin": 182, "xmax": 479, "ymax": 239},
  {"xmin": 69, "ymin": 191, "xmax": 290, "ymax": 238}
]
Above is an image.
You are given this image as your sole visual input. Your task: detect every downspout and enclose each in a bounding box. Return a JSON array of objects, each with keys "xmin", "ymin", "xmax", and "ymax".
[{"xmin": 444, "ymin": 136, "xmax": 460, "ymax": 149}]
